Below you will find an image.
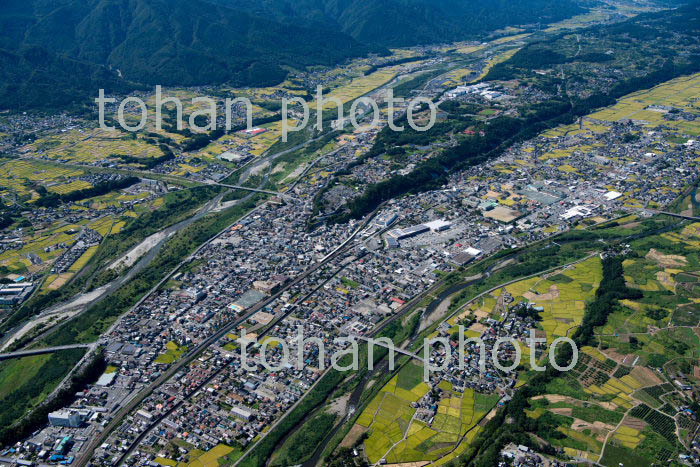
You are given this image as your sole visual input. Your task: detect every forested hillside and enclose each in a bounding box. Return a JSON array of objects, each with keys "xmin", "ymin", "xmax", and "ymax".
[
  {"xmin": 0, "ymin": 0, "xmax": 376, "ymax": 110},
  {"xmin": 214, "ymin": 0, "xmax": 586, "ymax": 46},
  {"xmin": 0, "ymin": 0, "xmax": 587, "ymax": 111}
]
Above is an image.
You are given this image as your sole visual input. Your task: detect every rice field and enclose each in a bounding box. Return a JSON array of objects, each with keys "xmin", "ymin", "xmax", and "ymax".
[
  {"xmin": 25, "ymin": 128, "xmax": 162, "ymax": 164},
  {"xmin": 320, "ymin": 67, "xmax": 400, "ymax": 108},
  {"xmin": 155, "ymin": 443, "xmax": 236, "ymax": 467},
  {"xmin": 587, "ymin": 73, "xmax": 700, "ymax": 136},
  {"xmin": 155, "ymin": 341, "xmax": 188, "ymax": 364},
  {"xmin": 441, "ymin": 68, "xmax": 475, "ymax": 87},
  {"xmin": 67, "ymin": 246, "xmax": 99, "ymax": 273},
  {"xmin": 500, "ymin": 256, "xmax": 602, "ymax": 342},
  {"xmin": 522, "ymin": 224, "xmax": 700, "ymax": 465},
  {"xmin": 612, "ymin": 425, "xmax": 645, "ymax": 449},
  {"xmin": 47, "ymin": 180, "xmax": 93, "ymax": 194},
  {"xmin": 358, "ymin": 362, "xmax": 498, "ymax": 464},
  {"xmin": 0, "ymin": 222, "xmax": 82, "ymax": 274},
  {"xmin": 0, "ymin": 160, "xmax": 84, "ymax": 198},
  {"xmin": 472, "ymin": 48, "xmax": 521, "ymax": 82}
]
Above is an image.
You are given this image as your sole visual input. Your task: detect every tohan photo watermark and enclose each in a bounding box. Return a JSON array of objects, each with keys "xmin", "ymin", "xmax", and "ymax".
[
  {"xmin": 237, "ymin": 326, "xmax": 578, "ymax": 382},
  {"xmin": 96, "ymin": 85, "xmax": 438, "ymax": 141}
]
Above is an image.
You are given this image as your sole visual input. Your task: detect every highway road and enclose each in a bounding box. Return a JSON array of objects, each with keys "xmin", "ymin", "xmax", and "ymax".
[
  {"xmin": 0, "ymin": 343, "xmax": 93, "ymax": 361},
  {"xmin": 213, "ymin": 182, "xmax": 289, "ymax": 198}
]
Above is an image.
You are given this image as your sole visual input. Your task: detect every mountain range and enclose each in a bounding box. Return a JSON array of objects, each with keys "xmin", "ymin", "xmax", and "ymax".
[
  {"xmin": 212, "ymin": 0, "xmax": 586, "ymax": 47},
  {"xmin": 0, "ymin": 0, "xmax": 586, "ymax": 111}
]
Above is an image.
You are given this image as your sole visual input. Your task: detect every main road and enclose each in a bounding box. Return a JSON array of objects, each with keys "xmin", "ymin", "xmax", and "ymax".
[{"xmin": 0, "ymin": 343, "xmax": 93, "ymax": 361}]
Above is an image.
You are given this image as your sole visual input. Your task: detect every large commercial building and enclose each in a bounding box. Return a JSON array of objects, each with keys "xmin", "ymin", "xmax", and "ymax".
[
  {"xmin": 387, "ymin": 224, "xmax": 429, "ymax": 240},
  {"xmin": 48, "ymin": 410, "xmax": 82, "ymax": 428},
  {"xmin": 424, "ymin": 220, "xmax": 452, "ymax": 232},
  {"xmin": 0, "ymin": 282, "xmax": 35, "ymax": 306}
]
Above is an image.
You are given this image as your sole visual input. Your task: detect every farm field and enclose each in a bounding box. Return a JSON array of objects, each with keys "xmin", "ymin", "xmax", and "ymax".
[
  {"xmin": 203, "ymin": 119, "xmax": 298, "ymax": 159},
  {"xmin": 25, "ymin": 128, "xmax": 162, "ymax": 164},
  {"xmin": 523, "ymin": 74, "xmax": 700, "ymax": 210},
  {"xmin": 155, "ymin": 341, "xmax": 188, "ymax": 364},
  {"xmin": 320, "ymin": 67, "xmax": 400, "ymax": 108},
  {"xmin": 588, "ymin": 73, "xmax": 700, "ymax": 137},
  {"xmin": 437, "ymin": 68, "xmax": 475, "ymax": 88},
  {"xmin": 526, "ymin": 223, "xmax": 700, "ymax": 466},
  {"xmin": 154, "ymin": 443, "xmax": 238, "ymax": 467},
  {"xmin": 472, "ymin": 48, "xmax": 522, "ymax": 82},
  {"xmin": 355, "ymin": 361, "xmax": 499, "ymax": 465},
  {"xmin": 470, "ymin": 256, "xmax": 602, "ymax": 343},
  {"xmin": 2, "ymin": 184, "xmax": 160, "ymax": 290},
  {"xmin": 0, "ymin": 221, "xmax": 82, "ymax": 275},
  {"xmin": 0, "ymin": 160, "xmax": 85, "ymax": 200}
]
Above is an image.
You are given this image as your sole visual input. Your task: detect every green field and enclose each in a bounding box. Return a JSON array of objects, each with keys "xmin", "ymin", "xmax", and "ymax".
[
  {"xmin": 358, "ymin": 362, "xmax": 498, "ymax": 464},
  {"xmin": 0, "ymin": 349, "xmax": 86, "ymax": 442}
]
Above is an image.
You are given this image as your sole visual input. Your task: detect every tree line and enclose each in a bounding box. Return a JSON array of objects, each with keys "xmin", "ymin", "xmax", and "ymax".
[{"xmin": 35, "ymin": 176, "xmax": 140, "ymax": 208}]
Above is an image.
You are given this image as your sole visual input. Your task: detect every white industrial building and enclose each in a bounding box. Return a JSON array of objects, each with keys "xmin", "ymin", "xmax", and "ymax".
[{"xmin": 48, "ymin": 410, "xmax": 82, "ymax": 428}]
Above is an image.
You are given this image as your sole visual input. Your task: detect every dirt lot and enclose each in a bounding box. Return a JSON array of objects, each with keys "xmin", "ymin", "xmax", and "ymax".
[
  {"xmin": 483, "ymin": 205, "xmax": 522, "ymax": 223},
  {"xmin": 646, "ymin": 248, "xmax": 687, "ymax": 268}
]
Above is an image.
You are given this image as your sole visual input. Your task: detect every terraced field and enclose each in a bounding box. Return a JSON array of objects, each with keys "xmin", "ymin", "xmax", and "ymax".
[
  {"xmin": 526, "ymin": 223, "xmax": 700, "ymax": 465},
  {"xmin": 356, "ymin": 362, "xmax": 498, "ymax": 465}
]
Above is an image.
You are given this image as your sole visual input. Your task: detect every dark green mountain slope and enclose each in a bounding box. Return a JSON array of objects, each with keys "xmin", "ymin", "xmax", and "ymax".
[
  {"xmin": 214, "ymin": 0, "xmax": 586, "ymax": 47},
  {"xmin": 0, "ymin": 0, "xmax": 376, "ymax": 110},
  {"xmin": 0, "ymin": 46, "xmax": 131, "ymax": 111},
  {"xmin": 0, "ymin": 0, "xmax": 590, "ymax": 111}
]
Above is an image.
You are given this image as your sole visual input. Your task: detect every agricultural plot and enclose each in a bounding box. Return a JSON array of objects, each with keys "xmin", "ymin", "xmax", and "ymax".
[
  {"xmin": 560, "ymin": 349, "xmax": 644, "ymax": 410},
  {"xmin": 544, "ymin": 7, "xmax": 621, "ymax": 32},
  {"xmin": 10, "ymin": 212, "xmax": 128, "ymax": 291},
  {"xmin": 529, "ymin": 332, "xmax": 684, "ymax": 464},
  {"xmin": 629, "ymin": 404, "xmax": 678, "ymax": 444},
  {"xmin": 529, "ymin": 74, "xmax": 700, "ymax": 212},
  {"xmin": 528, "ymin": 225, "xmax": 700, "ymax": 465},
  {"xmin": 633, "ymin": 383, "xmax": 674, "ymax": 408},
  {"xmin": 155, "ymin": 341, "xmax": 188, "ymax": 364},
  {"xmin": 472, "ymin": 48, "xmax": 521, "ymax": 82},
  {"xmin": 0, "ymin": 160, "xmax": 85, "ymax": 199},
  {"xmin": 25, "ymin": 128, "xmax": 162, "ymax": 164},
  {"xmin": 47, "ymin": 180, "xmax": 93, "ymax": 194},
  {"xmin": 321, "ymin": 67, "xmax": 400, "ymax": 108},
  {"xmin": 155, "ymin": 443, "xmax": 236, "ymax": 467},
  {"xmin": 440, "ymin": 68, "xmax": 475, "ymax": 88},
  {"xmin": 215, "ymin": 119, "xmax": 297, "ymax": 158},
  {"xmin": 603, "ymin": 224, "xmax": 700, "ymax": 335},
  {"xmin": 0, "ymin": 222, "xmax": 82, "ymax": 274},
  {"xmin": 358, "ymin": 362, "xmax": 497, "ymax": 464},
  {"xmin": 587, "ymin": 74, "xmax": 700, "ymax": 136},
  {"xmin": 501, "ymin": 256, "xmax": 602, "ymax": 342}
]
